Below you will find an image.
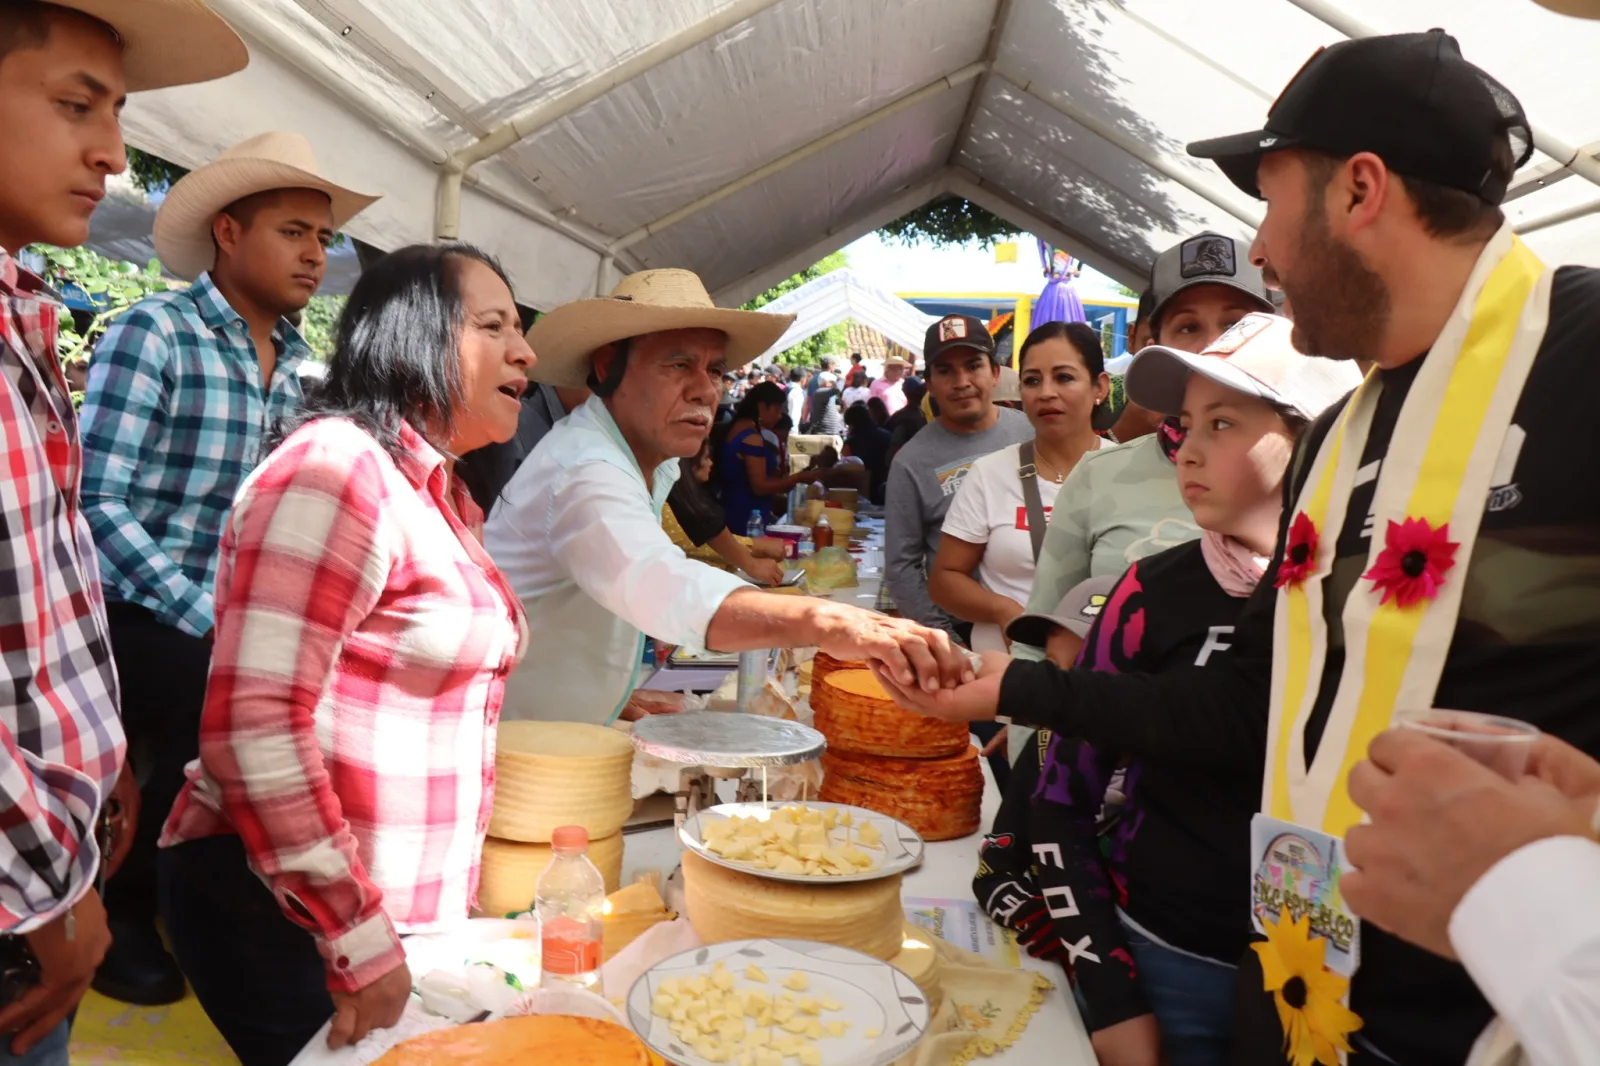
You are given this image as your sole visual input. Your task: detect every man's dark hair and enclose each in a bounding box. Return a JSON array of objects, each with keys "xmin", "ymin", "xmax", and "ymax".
[
  {"xmin": 820, "ymin": 356, "xmax": 835, "ymax": 370},
  {"xmin": 850, "ymin": 352, "xmax": 862, "ymax": 363},
  {"xmin": 270, "ymin": 242, "xmax": 511, "ymax": 463},
  {"xmin": 587, "ymin": 337, "xmax": 633, "ymax": 398},
  {"xmin": 788, "ymin": 367, "xmax": 805, "ymax": 384},
  {"xmin": 1302, "ymin": 146, "xmax": 1510, "ymax": 241},
  {"xmin": 0, "ymin": 1, "xmax": 119, "ymax": 69},
  {"xmin": 843, "ymin": 402, "xmax": 875, "ymax": 435}
]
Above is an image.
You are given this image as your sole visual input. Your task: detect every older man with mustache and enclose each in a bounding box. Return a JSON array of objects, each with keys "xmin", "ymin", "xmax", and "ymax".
[{"xmin": 486, "ymin": 269, "xmax": 968, "ymax": 726}]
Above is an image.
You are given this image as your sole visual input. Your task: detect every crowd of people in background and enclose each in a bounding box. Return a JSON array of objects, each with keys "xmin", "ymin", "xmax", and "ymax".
[{"xmin": 7, "ymin": 5, "xmax": 1600, "ymax": 1066}]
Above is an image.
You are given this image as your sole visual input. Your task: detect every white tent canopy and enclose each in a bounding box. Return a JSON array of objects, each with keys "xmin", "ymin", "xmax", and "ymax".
[
  {"xmin": 754, "ymin": 269, "xmax": 935, "ymax": 364},
  {"xmin": 113, "ymin": 0, "xmax": 1600, "ymax": 315}
]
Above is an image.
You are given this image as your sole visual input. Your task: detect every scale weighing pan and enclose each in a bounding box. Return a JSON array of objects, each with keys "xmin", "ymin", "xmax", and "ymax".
[{"xmin": 629, "ymin": 711, "xmax": 825, "ymax": 768}]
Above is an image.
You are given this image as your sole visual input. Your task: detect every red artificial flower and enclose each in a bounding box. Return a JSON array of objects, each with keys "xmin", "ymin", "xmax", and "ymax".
[
  {"xmin": 1275, "ymin": 512, "xmax": 1320, "ymax": 589},
  {"xmin": 1364, "ymin": 517, "xmax": 1460, "ymax": 609}
]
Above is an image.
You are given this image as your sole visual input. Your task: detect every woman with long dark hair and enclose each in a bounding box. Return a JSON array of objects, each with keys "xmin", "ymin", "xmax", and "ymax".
[
  {"xmin": 158, "ymin": 244, "xmax": 533, "ymax": 1066},
  {"xmin": 930, "ymin": 321, "xmax": 1110, "ymax": 651},
  {"xmin": 718, "ymin": 380, "xmax": 817, "ymax": 532}
]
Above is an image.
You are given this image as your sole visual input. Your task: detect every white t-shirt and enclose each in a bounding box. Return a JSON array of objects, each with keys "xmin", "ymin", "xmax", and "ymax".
[
  {"xmin": 940, "ymin": 440, "xmax": 1104, "ymax": 651},
  {"xmin": 842, "ymin": 385, "xmax": 872, "ymax": 410}
]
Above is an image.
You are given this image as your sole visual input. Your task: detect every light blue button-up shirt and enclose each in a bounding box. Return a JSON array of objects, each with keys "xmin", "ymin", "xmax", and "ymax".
[{"xmin": 485, "ymin": 396, "xmax": 747, "ymax": 725}]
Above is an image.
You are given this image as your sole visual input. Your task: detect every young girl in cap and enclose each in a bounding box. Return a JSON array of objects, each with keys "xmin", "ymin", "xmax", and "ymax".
[{"xmin": 960, "ymin": 315, "xmax": 1359, "ymax": 1066}]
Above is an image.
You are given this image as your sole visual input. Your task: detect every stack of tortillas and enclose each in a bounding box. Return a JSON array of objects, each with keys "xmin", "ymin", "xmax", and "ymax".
[{"xmin": 477, "ymin": 722, "xmax": 635, "ymax": 917}]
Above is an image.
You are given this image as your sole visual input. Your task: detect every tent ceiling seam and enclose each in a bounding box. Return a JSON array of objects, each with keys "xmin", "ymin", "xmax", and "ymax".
[{"xmin": 608, "ymin": 62, "xmax": 988, "ymax": 252}]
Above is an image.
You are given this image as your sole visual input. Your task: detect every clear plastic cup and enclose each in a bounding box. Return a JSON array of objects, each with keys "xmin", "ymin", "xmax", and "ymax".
[{"xmin": 1395, "ymin": 708, "xmax": 1540, "ymax": 780}]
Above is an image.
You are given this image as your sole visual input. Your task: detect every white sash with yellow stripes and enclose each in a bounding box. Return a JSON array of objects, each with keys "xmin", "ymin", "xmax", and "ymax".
[{"xmin": 1263, "ymin": 224, "xmax": 1553, "ymax": 837}]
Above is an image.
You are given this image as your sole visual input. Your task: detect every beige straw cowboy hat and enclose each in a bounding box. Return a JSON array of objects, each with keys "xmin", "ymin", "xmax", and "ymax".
[
  {"xmin": 525, "ymin": 269, "xmax": 797, "ymax": 388},
  {"xmin": 1532, "ymin": 0, "xmax": 1600, "ymax": 15},
  {"xmin": 153, "ymin": 131, "xmax": 381, "ymax": 281},
  {"xmin": 49, "ymin": 0, "xmax": 249, "ymax": 92}
]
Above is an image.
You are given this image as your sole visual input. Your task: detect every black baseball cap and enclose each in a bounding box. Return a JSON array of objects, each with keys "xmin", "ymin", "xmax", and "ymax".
[
  {"xmin": 1188, "ymin": 31, "xmax": 1532, "ymax": 204},
  {"xmin": 923, "ymin": 314, "xmax": 997, "ymax": 364}
]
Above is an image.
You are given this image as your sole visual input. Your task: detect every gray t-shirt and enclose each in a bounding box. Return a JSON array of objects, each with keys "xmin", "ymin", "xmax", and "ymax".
[{"xmin": 883, "ymin": 407, "xmax": 1033, "ymax": 632}]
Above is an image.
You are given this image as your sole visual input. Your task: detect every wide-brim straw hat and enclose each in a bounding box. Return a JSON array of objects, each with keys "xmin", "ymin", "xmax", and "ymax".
[
  {"xmin": 525, "ymin": 269, "xmax": 797, "ymax": 388},
  {"xmin": 153, "ymin": 131, "xmax": 381, "ymax": 281},
  {"xmin": 1533, "ymin": 0, "xmax": 1600, "ymax": 15},
  {"xmin": 52, "ymin": 0, "xmax": 249, "ymax": 92}
]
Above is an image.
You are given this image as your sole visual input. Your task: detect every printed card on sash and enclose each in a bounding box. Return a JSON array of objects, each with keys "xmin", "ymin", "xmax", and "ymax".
[{"xmin": 1249, "ymin": 813, "xmax": 1358, "ymax": 977}]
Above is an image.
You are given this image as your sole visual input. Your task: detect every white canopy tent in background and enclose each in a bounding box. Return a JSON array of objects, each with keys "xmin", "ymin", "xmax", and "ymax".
[
  {"xmin": 752, "ymin": 269, "xmax": 935, "ymax": 364},
  {"xmin": 108, "ymin": 0, "xmax": 1600, "ymax": 316}
]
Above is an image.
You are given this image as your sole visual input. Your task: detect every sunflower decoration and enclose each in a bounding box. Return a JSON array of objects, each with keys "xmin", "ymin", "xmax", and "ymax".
[{"xmin": 1251, "ymin": 908, "xmax": 1363, "ymax": 1066}]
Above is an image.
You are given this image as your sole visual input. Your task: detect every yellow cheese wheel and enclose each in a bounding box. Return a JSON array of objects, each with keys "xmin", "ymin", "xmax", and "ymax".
[
  {"xmin": 891, "ymin": 923, "xmax": 944, "ymax": 1014},
  {"xmin": 681, "ymin": 849, "xmax": 903, "ymax": 961},
  {"xmin": 372, "ymin": 1015, "xmax": 651, "ymax": 1066},
  {"xmin": 813, "ymin": 669, "xmax": 970, "ymax": 758},
  {"xmin": 820, "ymin": 745, "xmax": 983, "ymax": 842},
  {"xmin": 475, "ymin": 831, "xmax": 624, "ymax": 917},
  {"xmin": 491, "ymin": 722, "xmax": 635, "ymax": 842},
  {"xmin": 602, "ymin": 882, "xmax": 673, "ymax": 962}
]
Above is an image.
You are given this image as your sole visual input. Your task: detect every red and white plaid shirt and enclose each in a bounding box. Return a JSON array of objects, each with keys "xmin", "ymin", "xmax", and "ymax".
[
  {"xmin": 0, "ymin": 249, "xmax": 125, "ymax": 935},
  {"xmin": 162, "ymin": 416, "xmax": 527, "ymax": 992}
]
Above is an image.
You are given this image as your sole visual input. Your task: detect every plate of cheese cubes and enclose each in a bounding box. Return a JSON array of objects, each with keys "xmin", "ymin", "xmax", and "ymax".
[
  {"xmin": 626, "ymin": 938, "xmax": 930, "ymax": 1066},
  {"xmin": 679, "ymin": 802, "xmax": 923, "ymax": 883}
]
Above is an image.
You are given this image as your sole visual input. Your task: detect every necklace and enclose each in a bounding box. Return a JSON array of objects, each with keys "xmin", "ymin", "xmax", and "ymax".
[
  {"xmin": 1034, "ymin": 437, "xmax": 1099, "ymax": 484},
  {"xmin": 1033, "ymin": 454, "xmax": 1069, "ymax": 483}
]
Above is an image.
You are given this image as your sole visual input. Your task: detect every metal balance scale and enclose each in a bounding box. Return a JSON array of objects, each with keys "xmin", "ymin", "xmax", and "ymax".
[{"xmin": 628, "ymin": 709, "xmax": 826, "ymax": 832}]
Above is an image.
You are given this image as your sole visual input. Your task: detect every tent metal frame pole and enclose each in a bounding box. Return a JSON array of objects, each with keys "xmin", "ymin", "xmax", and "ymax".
[
  {"xmin": 435, "ymin": 0, "xmax": 787, "ymax": 240},
  {"xmin": 206, "ymin": 0, "xmax": 630, "ymax": 263},
  {"xmin": 1516, "ymin": 197, "xmax": 1600, "ymax": 235},
  {"xmin": 946, "ymin": 0, "xmax": 1016, "ymax": 169},
  {"xmin": 993, "ymin": 66, "xmax": 1264, "ymax": 230},
  {"xmin": 1283, "ymin": 0, "xmax": 1600, "ymax": 191},
  {"xmin": 607, "ymin": 62, "xmax": 990, "ymax": 253},
  {"xmin": 712, "ymin": 173, "xmax": 955, "ymax": 307},
  {"xmin": 946, "ymin": 168, "xmax": 1149, "ymax": 290}
]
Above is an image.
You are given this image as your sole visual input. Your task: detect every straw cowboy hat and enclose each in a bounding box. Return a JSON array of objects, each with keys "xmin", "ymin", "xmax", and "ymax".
[
  {"xmin": 49, "ymin": 0, "xmax": 249, "ymax": 92},
  {"xmin": 153, "ymin": 131, "xmax": 381, "ymax": 282},
  {"xmin": 1532, "ymin": 0, "xmax": 1600, "ymax": 15},
  {"xmin": 525, "ymin": 269, "xmax": 797, "ymax": 389}
]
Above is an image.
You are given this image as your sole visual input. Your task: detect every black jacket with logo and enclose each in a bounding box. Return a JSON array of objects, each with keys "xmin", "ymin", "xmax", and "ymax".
[{"xmin": 999, "ymin": 266, "xmax": 1600, "ymax": 1065}]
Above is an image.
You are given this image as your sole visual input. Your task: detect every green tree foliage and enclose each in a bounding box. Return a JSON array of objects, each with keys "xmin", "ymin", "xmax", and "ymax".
[
  {"xmin": 877, "ymin": 197, "xmax": 1016, "ymax": 249},
  {"xmin": 126, "ymin": 147, "xmax": 190, "ymax": 193},
  {"xmin": 29, "ymin": 242, "xmax": 170, "ymax": 350},
  {"xmin": 741, "ymin": 251, "xmax": 849, "ymax": 367},
  {"xmin": 298, "ymin": 295, "xmax": 346, "ymax": 361}
]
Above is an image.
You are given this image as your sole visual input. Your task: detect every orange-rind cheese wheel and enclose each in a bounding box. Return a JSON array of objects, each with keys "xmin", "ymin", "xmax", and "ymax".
[
  {"xmin": 820, "ymin": 746, "xmax": 982, "ymax": 842},
  {"xmin": 813, "ymin": 669, "xmax": 970, "ymax": 758},
  {"xmin": 372, "ymin": 1015, "xmax": 651, "ymax": 1065}
]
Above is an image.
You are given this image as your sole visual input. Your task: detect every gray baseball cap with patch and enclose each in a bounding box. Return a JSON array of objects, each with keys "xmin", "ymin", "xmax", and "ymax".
[
  {"xmin": 1005, "ymin": 575, "xmax": 1118, "ymax": 648},
  {"xmin": 1148, "ymin": 232, "xmax": 1272, "ymax": 328}
]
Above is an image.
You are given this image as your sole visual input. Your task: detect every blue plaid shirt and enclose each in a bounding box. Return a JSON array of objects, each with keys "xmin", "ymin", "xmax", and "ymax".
[{"xmin": 79, "ymin": 273, "xmax": 308, "ymax": 637}]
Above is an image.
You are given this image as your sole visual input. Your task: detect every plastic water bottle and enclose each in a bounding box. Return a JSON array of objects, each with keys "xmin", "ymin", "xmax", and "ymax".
[
  {"xmin": 536, "ymin": 825, "xmax": 605, "ymax": 991},
  {"xmin": 746, "ymin": 512, "xmax": 765, "ymax": 539}
]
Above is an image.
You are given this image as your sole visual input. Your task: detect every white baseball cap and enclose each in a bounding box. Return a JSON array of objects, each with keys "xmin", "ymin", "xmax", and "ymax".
[{"xmin": 1124, "ymin": 313, "xmax": 1361, "ymax": 422}]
